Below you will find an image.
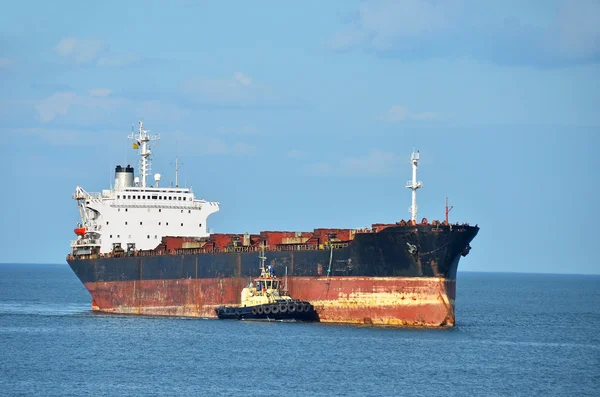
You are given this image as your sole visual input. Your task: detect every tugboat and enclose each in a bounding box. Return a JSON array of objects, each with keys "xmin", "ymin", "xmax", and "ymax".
[{"xmin": 215, "ymin": 246, "xmax": 318, "ymax": 322}]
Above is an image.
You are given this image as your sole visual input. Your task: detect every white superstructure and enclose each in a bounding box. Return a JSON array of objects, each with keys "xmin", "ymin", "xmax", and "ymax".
[
  {"xmin": 70, "ymin": 121, "xmax": 220, "ymax": 255},
  {"xmin": 405, "ymin": 149, "xmax": 423, "ymax": 222}
]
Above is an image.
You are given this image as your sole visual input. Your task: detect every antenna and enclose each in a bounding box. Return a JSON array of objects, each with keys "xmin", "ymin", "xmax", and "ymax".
[
  {"xmin": 170, "ymin": 156, "xmax": 183, "ymax": 188},
  {"xmin": 405, "ymin": 149, "xmax": 423, "ymax": 222},
  {"xmin": 127, "ymin": 120, "xmax": 160, "ymax": 188}
]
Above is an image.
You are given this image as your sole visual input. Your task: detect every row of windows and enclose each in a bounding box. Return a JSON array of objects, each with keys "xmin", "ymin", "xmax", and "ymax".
[
  {"xmin": 108, "ymin": 226, "xmax": 201, "ymax": 239},
  {"xmin": 109, "ymin": 235, "xmax": 158, "ymax": 239},
  {"xmin": 117, "ymin": 195, "xmax": 191, "ymax": 201},
  {"xmin": 106, "ymin": 221, "xmax": 202, "ymax": 227},
  {"xmin": 116, "ymin": 209, "xmax": 194, "ymax": 213}
]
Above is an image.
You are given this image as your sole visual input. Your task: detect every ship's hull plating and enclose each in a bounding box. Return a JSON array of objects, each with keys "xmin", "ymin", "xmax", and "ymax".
[{"xmin": 67, "ymin": 225, "xmax": 479, "ymax": 326}]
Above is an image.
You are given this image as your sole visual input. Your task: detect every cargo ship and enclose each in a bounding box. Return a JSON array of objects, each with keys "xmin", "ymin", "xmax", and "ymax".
[{"xmin": 66, "ymin": 120, "xmax": 479, "ymax": 327}]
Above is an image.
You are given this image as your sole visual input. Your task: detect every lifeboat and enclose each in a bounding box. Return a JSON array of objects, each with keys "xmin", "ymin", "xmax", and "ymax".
[{"xmin": 74, "ymin": 227, "xmax": 86, "ymax": 236}]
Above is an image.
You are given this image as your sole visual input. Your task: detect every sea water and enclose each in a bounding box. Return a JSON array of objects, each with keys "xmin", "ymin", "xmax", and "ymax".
[{"xmin": 0, "ymin": 264, "xmax": 598, "ymax": 396}]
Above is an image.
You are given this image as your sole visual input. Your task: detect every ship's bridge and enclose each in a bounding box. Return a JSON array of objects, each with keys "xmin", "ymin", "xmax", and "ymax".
[{"xmin": 71, "ymin": 120, "xmax": 220, "ymax": 255}]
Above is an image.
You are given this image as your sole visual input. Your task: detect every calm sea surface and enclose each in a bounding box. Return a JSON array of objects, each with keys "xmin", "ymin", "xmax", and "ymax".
[{"xmin": 0, "ymin": 264, "xmax": 598, "ymax": 397}]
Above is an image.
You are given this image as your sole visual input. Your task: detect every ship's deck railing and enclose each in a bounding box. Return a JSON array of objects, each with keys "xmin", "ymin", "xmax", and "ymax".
[
  {"xmin": 110, "ymin": 202, "xmax": 204, "ymax": 210},
  {"xmin": 84, "ymin": 241, "xmax": 350, "ymax": 259},
  {"xmin": 172, "ymin": 243, "xmax": 350, "ymax": 256},
  {"xmin": 70, "ymin": 239, "xmax": 101, "ymax": 247}
]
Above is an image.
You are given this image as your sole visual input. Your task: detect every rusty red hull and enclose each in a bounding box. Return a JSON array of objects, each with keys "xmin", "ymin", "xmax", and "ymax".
[{"xmin": 85, "ymin": 276, "xmax": 457, "ymax": 326}]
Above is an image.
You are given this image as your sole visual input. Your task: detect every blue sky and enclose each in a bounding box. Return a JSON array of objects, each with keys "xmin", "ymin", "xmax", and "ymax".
[{"xmin": 1, "ymin": 0, "xmax": 598, "ymax": 274}]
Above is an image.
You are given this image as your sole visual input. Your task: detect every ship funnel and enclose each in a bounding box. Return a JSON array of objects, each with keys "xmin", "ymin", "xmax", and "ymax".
[{"xmin": 114, "ymin": 164, "xmax": 134, "ymax": 191}]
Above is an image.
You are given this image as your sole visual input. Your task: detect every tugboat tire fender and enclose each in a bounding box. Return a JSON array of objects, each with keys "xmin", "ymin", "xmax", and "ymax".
[
  {"xmin": 263, "ymin": 306, "xmax": 271, "ymax": 315},
  {"xmin": 287, "ymin": 304, "xmax": 296, "ymax": 313},
  {"xmin": 257, "ymin": 306, "xmax": 264, "ymax": 315},
  {"xmin": 271, "ymin": 305, "xmax": 279, "ymax": 314},
  {"xmin": 279, "ymin": 304, "xmax": 287, "ymax": 313},
  {"xmin": 252, "ymin": 307, "xmax": 258, "ymax": 315}
]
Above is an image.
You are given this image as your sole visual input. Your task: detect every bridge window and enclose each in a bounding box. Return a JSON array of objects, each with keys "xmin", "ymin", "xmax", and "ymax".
[
  {"xmin": 106, "ymin": 221, "xmax": 109, "ymax": 225},
  {"xmin": 199, "ymin": 224, "xmax": 202, "ymax": 227},
  {"xmin": 125, "ymin": 209, "xmax": 128, "ymax": 212},
  {"xmin": 159, "ymin": 222, "xmax": 161, "ymax": 225},
  {"xmin": 110, "ymin": 234, "xmax": 112, "ymax": 238},
  {"xmin": 140, "ymin": 222, "xmax": 143, "ymax": 225},
  {"xmin": 125, "ymin": 221, "xmax": 128, "ymax": 225},
  {"xmin": 117, "ymin": 195, "xmax": 120, "ymax": 199},
  {"xmin": 159, "ymin": 209, "xmax": 161, "ymax": 212},
  {"xmin": 166, "ymin": 222, "xmax": 169, "ymax": 226},
  {"xmin": 181, "ymin": 223, "xmax": 184, "ymax": 226},
  {"xmin": 169, "ymin": 196, "xmax": 172, "ymax": 200},
  {"xmin": 188, "ymin": 210, "xmax": 191, "ymax": 213},
  {"xmin": 155, "ymin": 235, "xmax": 157, "ymax": 239},
  {"xmin": 147, "ymin": 235, "xmax": 150, "ymax": 239},
  {"xmin": 178, "ymin": 197, "xmax": 181, "ymax": 201}
]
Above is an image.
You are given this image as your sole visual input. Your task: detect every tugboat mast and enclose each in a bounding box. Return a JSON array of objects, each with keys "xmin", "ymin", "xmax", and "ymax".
[
  {"xmin": 405, "ymin": 149, "xmax": 423, "ymax": 222},
  {"xmin": 128, "ymin": 120, "xmax": 160, "ymax": 188}
]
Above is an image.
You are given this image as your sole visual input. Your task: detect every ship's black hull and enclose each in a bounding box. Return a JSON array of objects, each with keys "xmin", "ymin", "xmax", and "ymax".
[
  {"xmin": 68, "ymin": 225, "xmax": 479, "ymax": 283},
  {"xmin": 66, "ymin": 224, "xmax": 479, "ymax": 326}
]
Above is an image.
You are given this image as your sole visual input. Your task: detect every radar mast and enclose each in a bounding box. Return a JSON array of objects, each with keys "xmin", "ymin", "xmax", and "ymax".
[{"xmin": 128, "ymin": 120, "xmax": 160, "ymax": 188}]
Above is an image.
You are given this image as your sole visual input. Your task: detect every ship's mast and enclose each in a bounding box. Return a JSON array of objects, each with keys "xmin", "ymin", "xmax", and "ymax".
[
  {"xmin": 128, "ymin": 120, "xmax": 160, "ymax": 188},
  {"xmin": 405, "ymin": 149, "xmax": 423, "ymax": 222},
  {"xmin": 445, "ymin": 197, "xmax": 454, "ymax": 223},
  {"xmin": 258, "ymin": 244, "xmax": 267, "ymax": 272},
  {"xmin": 175, "ymin": 157, "xmax": 179, "ymax": 188}
]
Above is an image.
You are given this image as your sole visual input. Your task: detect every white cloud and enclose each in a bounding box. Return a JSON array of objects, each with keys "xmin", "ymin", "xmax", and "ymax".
[
  {"xmin": 554, "ymin": 0, "xmax": 600, "ymax": 60},
  {"xmin": 170, "ymin": 132, "xmax": 256, "ymax": 156},
  {"xmin": 0, "ymin": 58, "xmax": 12, "ymax": 68},
  {"xmin": 54, "ymin": 37, "xmax": 104, "ymax": 63},
  {"xmin": 328, "ymin": 30, "xmax": 367, "ymax": 51},
  {"xmin": 136, "ymin": 101, "xmax": 186, "ymax": 123},
  {"xmin": 359, "ymin": 0, "xmax": 456, "ymax": 51},
  {"xmin": 302, "ymin": 149, "xmax": 400, "ymax": 176},
  {"xmin": 287, "ymin": 149, "xmax": 310, "ymax": 159},
  {"xmin": 181, "ymin": 72, "xmax": 276, "ymax": 106},
  {"xmin": 89, "ymin": 88, "xmax": 112, "ymax": 97},
  {"xmin": 376, "ymin": 105, "xmax": 448, "ymax": 123},
  {"xmin": 328, "ymin": 0, "xmax": 600, "ymax": 66},
  {"xmin": 35, "ymin": 92, "xmax": 78, "ymax": 122},
  {"xmin": 4, "ymin": 127, "xmax": 117, "ymax": 146},
  {"xmin": 53, "ymin": 37, "xmax": 139, "ymax": 67},
  {"xmin": 34, "ymin": 90, "xmax": 185, "ymax": 124},
  {"xmin": 97, "ymin": 53, "xmax": 139, "ymax": 67},
  {"xmin": 233, "ymin": 72, "xmax": 252, "ymax": 86},
  {"xmin": 35, "ymin": 91, "xmax": 127, "ymax": 122},
  {"xmin": 217, "ymin": 125, "xmax": 263, "ymax": 136}
]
